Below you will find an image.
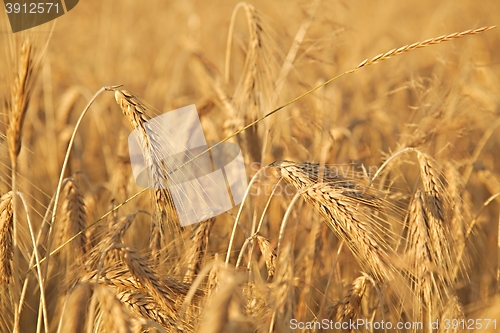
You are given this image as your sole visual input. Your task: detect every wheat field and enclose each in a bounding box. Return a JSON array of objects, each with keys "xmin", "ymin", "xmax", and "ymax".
[{"xmin": 1, "ymin": 0, "xmax": 500, "ymax": 332}]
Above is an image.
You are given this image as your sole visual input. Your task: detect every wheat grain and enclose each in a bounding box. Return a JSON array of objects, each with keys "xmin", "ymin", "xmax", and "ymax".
[{"xmin": 2, "ymin": 3, "xmax": 498, "ymax": 332}]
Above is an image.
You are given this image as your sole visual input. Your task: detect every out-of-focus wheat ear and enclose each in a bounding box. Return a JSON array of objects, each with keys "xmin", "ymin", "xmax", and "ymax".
[
  {"xmin": 114, "ymin": 89, "xmax": 179, "ymax": 240},
  {"xmin": 227, "ymin": 3, "xmax": 266, "ymax": 163},
  {"xmin": 8, "ymin": 40, "xmax": 33, "ymax": 163},
  {"xmin": 58, "ymin": 283, "xmax": 92, "ymax": 333},
  {"xmin": 443, "ymin": 163, "xmax": 469, "ymax": 266},
  {"xmin": 296, "ymin": 219, "xmax": 320, "ymax": 321},
  {"xmin": 94, "ymin": 285, "xmax": 132, "ymax": 333},
  {"xmin": 405, "ymin": 189, "xmax": 435, "ymax": 323},
  {"xmin": 477, "ymin": 167, "xmax": 500, "ymax": 196},
  {"xmin": 84, "ymin": 211, "xmax": 142, "ymax": 271},
  {"xmin": 111, "ymin": 131, "xmax": 132, "ymax": 203},
  {"xmin": 55, "ymin": 86, "xmax": 81, "ymax": 165},
  {"xmin": 439, "ymin": 297, "xmax": 465, "ymax": 333},
  {"xmin": 58, "ymin": 177, "xmax": 87, "ymax": 259},
  {"xmin": 416, "ymin": 152, "xmax": 453, "ymax": 277},
  {"xmin": 271, "ymin": 242, "xmax": 294, "ymax": 332},
  {"xmin": 0, "ymin": 192, "xmax": 14, "ymax": 285},
  {"xmin": 335, "ymin": 275, "xmax": 369, "ymax": 328},
  {"xmin": 198, "ymin": 268, "xmax": 244, "ymax": 333},
  {"xmin": 242, "ymin": 281, "xmax": 269, "ymax": 328},
  {"xmin": 255, "ymin": 235, "xmax": 276, "ymax": 282},
  {"xmin": 150, "ymin": 220, "xmax": 162, "ymax": 265},
  {"xmin": 498, "ymin": 211, "xmax": 500, "ymax": 295},
  {"xmin": 406, "ymin": 189, "xmax": 456, "ymax": 325},
  {"xmin": 180, "ymin": 218, "xmax": 215, "ymax": 282},
  {"xmin": 416, "ymin": 151, "xmax": 446, "ymax": 223},
  {"xmin": 108, "ymin": 212, "xmax": 141, "ymax": 266}
]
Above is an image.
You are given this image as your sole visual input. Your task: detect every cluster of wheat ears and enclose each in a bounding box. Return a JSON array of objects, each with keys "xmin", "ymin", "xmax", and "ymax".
[{"xmin": 1, "ymin": 2, "xmax": 499, "ymax": 333}]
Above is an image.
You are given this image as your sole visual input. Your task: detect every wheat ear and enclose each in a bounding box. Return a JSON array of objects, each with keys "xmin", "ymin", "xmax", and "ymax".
[
  {"xmin": 356, "ymin": 26, "xmax": 496, "ymax": 69},
  {"xmin": 273, "ymin": 161, "xmax": 396, "ymax": 282},
  {"xmin": 57, "ymin": 178, "xmax": 88, "ymax": 259},
  {"xmin": 114, "ymin": 89, "xmax": 179, "ymax": 254},
  {"xmin": 0, "ymin": 193, "xmax": 14, "ymax": 285},
  {"xmin": 118, "ymin": 246, "xmax": 181, "ymax": 329},
  {"xmin": 334, "ymin": 275, "xmax": 369, "ymax": 325}
]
